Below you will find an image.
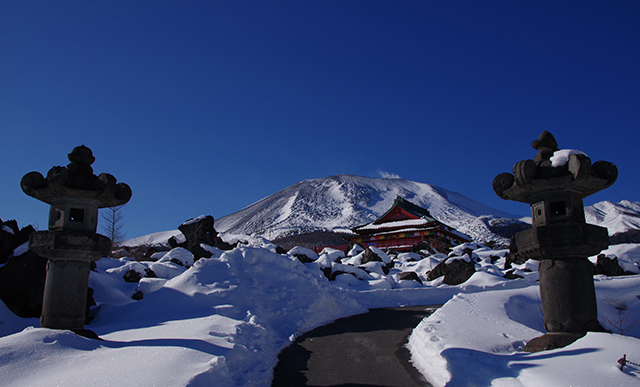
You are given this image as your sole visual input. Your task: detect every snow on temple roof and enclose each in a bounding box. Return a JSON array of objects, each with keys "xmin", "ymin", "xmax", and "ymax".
[
  {"xmin": 377, "ymin": 196, "xmax": 437, "ymax": 223},
  {"xmin": 355, "ymin": 218, "xmax": 433, "ymax": 231},
  {"xmin": 352, "ymin": 196, "xmax": 438, "ymax": 232}
]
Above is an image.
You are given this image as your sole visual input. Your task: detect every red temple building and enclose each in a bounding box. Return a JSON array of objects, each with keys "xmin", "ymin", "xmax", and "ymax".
[{"xmin": 346, "ymin": 196, "xmax": 471, "ymax": 252}]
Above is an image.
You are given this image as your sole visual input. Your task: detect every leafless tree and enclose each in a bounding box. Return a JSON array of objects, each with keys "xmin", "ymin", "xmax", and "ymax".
[
  {"xmin": 602, "ymin": 302, "xmax": 640, "ymax": 336},
  {"xmin": 101, "ymin": 205, "xmax": 126, "ymax": 256}
]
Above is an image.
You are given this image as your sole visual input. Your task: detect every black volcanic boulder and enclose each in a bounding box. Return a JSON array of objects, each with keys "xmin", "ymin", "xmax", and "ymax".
[
  {"xmin": 425, "ymin": 261, "xmax": 445, "ymax": 281},
  {"xmin": 123, "ymin": 269, "xmax": 142, "ymax": 283},
  {"xmin": 359, "ymin": 247, "xmax": 393, "ymax": 274},
  {"xmin": 593, "ymin": 254, "xmax": 636, "ymax": 277},
  {"xmin": 503, "ymin": 269, "xmax": 524, "ymax": 280},
  {"xmin": 399, "ymin": 271, "xmax": 423, "ymax": 284},
  {"xmin": 287, "ymin": 246, "xmax": 319, "ymax": 264},
  {"xmin": 0, "ymin": 218, "xmax": 35, "ymax": 265},
  {"xmin": 504, "ymin": 235, "xmax": 529, "ymax": 269},
  {"xmin": 442, "ymin": 258, "xmax": 476, "ymax": 285},
  {"xmin": 411, "ymin": 242, "xmax": 433, "ymax": 254},
  {"xmin": 321, "ymin": 267, "xmax": 352, "ymax": 281},
  {"xmin": 169, "ymin": 215, "xmax": 235, "ymax": 260},
  {"xmin": 0, "ymin": 219, "xmax": 48, "ymax": 318},
  {"xmin": 0, "ymin": 249, "xmax": 97, "ymax": 320},
  {"xmin": 361, "ymin": 248, "xmax": 383, "ymax": 264},
  {"xmin": 131, "ymin": 290, "xmax": 144, "ymax": 300},
  {"xmin": 426, "ymin": 257, "xmax": 476, "ymax": 285},
  {"xmin": 0, "ymin": 250, "xmax": 47, "ymax": 317},
  {"xmin": 294, "ymin": 253, "xmax": 315, "ymax": 264},
  {"xmin": 0, "ymin": 219, "xmax": 97, "ymax": 319}
]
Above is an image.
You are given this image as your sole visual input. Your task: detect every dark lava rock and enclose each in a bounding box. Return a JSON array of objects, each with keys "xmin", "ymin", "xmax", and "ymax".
[
  {"xmin": 0, "ymin": 218, "xmax": 35, "ymax": 265},
  {"xmin": 0, "ymin": 250, "xmax": 47, "ymax": 317},
  {"xmin": 361, "ymin": 248, "xmax": 383, "ymax": 264},
  {"xmin": 427, "ymin": 257, "xmax": 476, "ymax": 285},
  {"xmin": 123, "ymin": 269, "xmax": 142, "ymax": 283},
  {"xmin": 169, "ymin": 215, "xmax": 235, "ymax": 260},
  {"xmin": 593, "ymin": 254, "xmax": 636, "ymax": 277},
  {"xmin": 442, "ymin": 258, "xmax": 476, "ymax": 285},
  {"xmin": 399, "ymin": 271, "xmax": 423, "ymax": 284},
  {"xmin": 294, "ymin": 254, "xmax": 315, "ymax": 264},
  {"xmin": 503, "ymin": 269, "xmax": 524, "ymax": 280}
]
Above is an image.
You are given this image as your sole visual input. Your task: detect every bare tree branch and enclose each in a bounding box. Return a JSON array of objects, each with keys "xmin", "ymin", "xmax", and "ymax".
[
  {"xmin": 100, "ymin": 205, "xmax": 126, "ymax": 256},
  {"xmin": 602, "ymin": 301, "xmax": 640, "ymax": 336}
]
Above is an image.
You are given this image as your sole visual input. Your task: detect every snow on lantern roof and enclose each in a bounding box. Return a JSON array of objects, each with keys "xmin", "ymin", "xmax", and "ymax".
[{"xmin": 550, "ymin": 149, "xmax": 588, "ymax": 167}]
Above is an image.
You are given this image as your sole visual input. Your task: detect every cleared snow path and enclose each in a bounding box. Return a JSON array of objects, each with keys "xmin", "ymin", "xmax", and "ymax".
[{"xmin": 272, "ymin": 306, "xmax": 437, "ymax": 387}]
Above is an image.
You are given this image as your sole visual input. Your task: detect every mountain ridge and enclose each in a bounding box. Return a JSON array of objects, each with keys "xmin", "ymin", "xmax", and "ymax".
[
  {"xmin": 215, "ymin": 174, "xmax": 525, "ymax": 244},
  {"xmin": 123, "ymin": 176, "xmax": 640, "ymax": 247}
]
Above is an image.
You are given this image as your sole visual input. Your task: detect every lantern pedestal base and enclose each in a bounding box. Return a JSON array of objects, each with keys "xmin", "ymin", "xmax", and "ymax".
[
  {"xmin": 40, "ymin": 259, "xmax": 92, "ymax": 330},
  {"xmin": 522, "ymin": 332, "xmax": 584, "ymax": 353}
]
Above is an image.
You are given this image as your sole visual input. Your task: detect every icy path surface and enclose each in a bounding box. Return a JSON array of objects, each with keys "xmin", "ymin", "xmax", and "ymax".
[{"xmin": 273, "ymin": 306, "xmax": 434, "ymax": 387}]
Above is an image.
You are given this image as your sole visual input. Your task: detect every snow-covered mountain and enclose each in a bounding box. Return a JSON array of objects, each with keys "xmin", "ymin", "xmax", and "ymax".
[
  {"xmin": 585, "ymin": 200, "xmax": 640, "ymax": 236},
  {"xmin": 215, "ymin": 175, "xmax": 525, "ymax": 244},
  {"xmin": 124, "ymin": 176, "xmax": 639, "ymax": 248}
]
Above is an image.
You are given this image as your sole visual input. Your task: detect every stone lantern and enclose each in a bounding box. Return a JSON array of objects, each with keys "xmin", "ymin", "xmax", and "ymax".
[
  {"xmin": 21, "ymin": 145, "xmax": 131, "ymax": 332},
  {"xmin": 493, "ymin": 131, "xmax": 617, "ymax": 352}
]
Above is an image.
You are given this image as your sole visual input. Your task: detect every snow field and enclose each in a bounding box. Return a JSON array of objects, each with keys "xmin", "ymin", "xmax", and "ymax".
[
  {"xmin": 408, "ymin": 279, "xmax": 640, "ymax": 387},
  {"xmin": 1, "ymin": 236, "xmax": 640, "ymax": 386}
]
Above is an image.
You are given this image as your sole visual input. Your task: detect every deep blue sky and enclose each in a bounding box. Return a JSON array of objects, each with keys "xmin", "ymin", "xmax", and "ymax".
[{"xmin": 2, "ymin": 1, "xmax": 638, "ymax": 239}]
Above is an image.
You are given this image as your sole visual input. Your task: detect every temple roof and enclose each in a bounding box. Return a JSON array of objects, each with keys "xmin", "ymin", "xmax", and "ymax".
[
  {"xmin": 352, "ymin": 196, "xmax": 439, "ymax": 233},
  {"xmin": 380, "ymin": 196, "xmax": 436, "ymax": 222}
]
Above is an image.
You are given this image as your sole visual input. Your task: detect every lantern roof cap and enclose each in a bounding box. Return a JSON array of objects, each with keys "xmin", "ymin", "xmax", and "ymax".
[
  {"xmin": 493, "ymin": 132, "xmax": 617, "ymax": 203},
  {"xmin": 21, "ymin": 145, "xmax": 132, "ymax": 208}
]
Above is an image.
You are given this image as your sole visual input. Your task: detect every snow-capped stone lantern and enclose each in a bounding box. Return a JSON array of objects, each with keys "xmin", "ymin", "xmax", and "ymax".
[
  {"xmin": 21, "ymin": 145, "xmax": 131, "ymax": 332},
  {"xmin": 493, "ymin": 131, "xmax": 617, "ymax": 352}
]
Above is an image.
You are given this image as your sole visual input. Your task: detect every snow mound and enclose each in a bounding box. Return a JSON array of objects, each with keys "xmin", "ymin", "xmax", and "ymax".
[
  {"xmin": 408, "ymin": 277, "xmax": 640, "ymax": 387},
  {"xmin": 0, "ymin": 243, "xmax": 365, "ymax": 387}
]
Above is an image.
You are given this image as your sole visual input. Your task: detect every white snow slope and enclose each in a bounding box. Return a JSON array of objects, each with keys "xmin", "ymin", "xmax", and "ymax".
[
  {"xmin": 215, "ymin": 175, "xmax": 524, "ymax": 244},
  {"xmin": 2, "ymin": 237, "xmax": 640, "ymax": 387},
  {"xmin": 586, "ymin": 200, "xmax": 640, "ymax": 235}
]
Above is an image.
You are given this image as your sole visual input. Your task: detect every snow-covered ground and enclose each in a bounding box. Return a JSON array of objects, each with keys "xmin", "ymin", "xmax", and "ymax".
[{"xmin": 1, "ymin": 236, "xmax": 640, "ymax": 387}]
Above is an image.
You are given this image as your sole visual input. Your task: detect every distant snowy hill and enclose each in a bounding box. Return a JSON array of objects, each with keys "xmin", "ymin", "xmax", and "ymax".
[
  {"xmin": 585, "ymin": 200, "xmax": 640, "ymax": 235},
  {"xmin": 215, "ymin": 175, "xmax": 526, "ymax": 244}
]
